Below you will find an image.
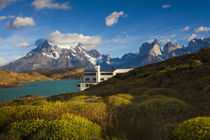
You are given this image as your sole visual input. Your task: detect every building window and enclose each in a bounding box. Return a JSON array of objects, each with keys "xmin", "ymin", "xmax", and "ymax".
[
  {"xmin": 85, "ymin": 84, "xmax": 89, "ymax": 87},
  {"xmin": 101, "ymin": 73, "xmax": 113, "ymax": 75},
  {"xmin": 100, "ymin": 78, "xmax": 104, "ymax": 81},
  {"xmin": 93, "ymin": 78, "xmax": 96, "ymax": 81},
  {"xmin": 86, "ymin": 78, "xmax": 90, "ymax": 81},
  {"xmin": 84, "ymin": 73, "xmax": 96, "ymax": 76},
  {"xmin": 77, "ymin": 84, "xmax": 80, "ymax": 87}
]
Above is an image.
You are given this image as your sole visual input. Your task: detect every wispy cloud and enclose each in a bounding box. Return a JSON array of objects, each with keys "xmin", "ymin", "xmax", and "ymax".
[
  {"xmin": 6, "ymin": 16, "xmax": 35, "ymax": 29},
  {"xmin": 105, "ymin": 11, "xmax": 126, "ymax": 26},
  {"xmin": 103, "ymin": 34, "xmax": 138, "ymax": 45},
  {"xmin": 194, "ymin": 26, "xmax": 210, "ymax": 32},
  {"xmin": 188, "ymin": 34, "xmax": 197, "ymax": 41},
  {"xmin": 14, "ymin": 40, "xmax": 29, "ymax": 47},
  {"xmin": 32, "ymin": 0, "xmax": 71, "ymax": 10},
  {"xmin": 0, "ymin": 57, "xmax": 8, "ymax": 66},
  {"xmin": 181, "ymin": 26, "xmax": 190, "ymax": 32},
  {"xmin": 0, "ymin": 0, "xmax": 22, "ymax": 10},
  {"xmin": 46, "ymin": 30, "xmax": 101, "ymax": 49},
  {"xmin": 0, "ymin": 15, "xmax": 15, "ymax": 21},
  {"xmin": 162, "ymin": 5, "xmax": 171, "ymax": 9}
]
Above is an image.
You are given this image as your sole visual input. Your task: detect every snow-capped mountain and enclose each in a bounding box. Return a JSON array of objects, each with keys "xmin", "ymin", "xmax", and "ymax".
[
  {"xmin": 1, "ymin": 39, "xmax": 101, "ymax": 72},
  {"xmin": 1, "ymin": 37, "xmax": 210, "ymax": 72}
]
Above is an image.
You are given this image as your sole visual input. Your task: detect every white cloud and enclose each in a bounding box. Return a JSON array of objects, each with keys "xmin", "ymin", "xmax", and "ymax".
[
  {"xmin": 14, "ymin": 40, "xmax": 29, "ymax": 47},
  {"xmin": 0, "ymin": 57, "xmax": 8, "ymax": 66},
  {"xmin": 181, "ymin": 26, "xmax": 190, "ymax": 32},
  {"xmin": 0, "ymin": 0, "xmax": 22, "ymax": 10},
  {"xmin": 0, "ymin": 38, "xmax": 3, "ymax": 42},
  {"xmin": 105, "ymin": 11, "xmax": 125, "ymax": 26},
  {"xmin": 46, "ymin": 30, "xmax": 101, "ymax": 49},
  {"xmin": 188, "ymin": 34, "xmax": 197, "ymax": 41},
  {"xmin": 103, "ymin": 35, "xmax": 138, "ymax": 45},
  {"xmin": 194, "ymin": 26, "xmax": 210, "ymax": 32},
  {"xmin": 0, "ymin": 16, "xmax": 7, "ymax": 21},
  {"xmin": 162, "ymin": 5, "xmax": 171, "ymax": 8},
  {"xmin": 32, "ymin": 0, "xmax": 70, "ymax": 10},
  {"xmin": 0, "ymin": 15, "xmax": 15, "ymax": 21},
  {"xmin": 6, "ymin": 16, "xmax": 35, "ymax": 29}
]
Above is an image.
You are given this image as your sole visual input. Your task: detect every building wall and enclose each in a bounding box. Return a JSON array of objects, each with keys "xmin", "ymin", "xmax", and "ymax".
[
  {"xmin": 78, "ymin": 82, "xmax": 98, "ymax": 91},
  {"xmin": 113, "ymin": 69, "xmax": 133, "ymax": 75},
  {"xmin": 78, "ymin": 68, "xmax": 133, "ymax": 91},
  {"xmin": 83, "ymin": 75, "xmax": 96, "ymax": 82},
  {"xmin": 100, "ymin": 74, "xmax": 114, "ymax": 81}
]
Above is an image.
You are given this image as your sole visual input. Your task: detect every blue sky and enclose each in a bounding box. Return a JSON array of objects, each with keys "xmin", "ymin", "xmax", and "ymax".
[{"xmin": 0, "ymin": 0, "xmax": 210, "ymax": 65}]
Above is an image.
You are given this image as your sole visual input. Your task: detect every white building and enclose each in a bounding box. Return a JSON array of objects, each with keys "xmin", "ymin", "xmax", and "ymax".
[{"xmin": 77, "ymin": 65, "xmax": 133, "ymax": 91}]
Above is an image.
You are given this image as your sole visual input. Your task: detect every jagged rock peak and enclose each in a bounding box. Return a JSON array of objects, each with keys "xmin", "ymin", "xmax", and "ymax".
[
  {"xmin": 35, "ymin": 39, "xmax": 47, "ymax": 46},
  {"xmin": 175, "ymin": 43, "xmax": 181, "ymax": 49},
  {"xmin": 89, "ymin": 49, "xmax": 101, "ymax": 58},
  {"xmin": 149, "ymin": 40, "xmax": 162, "ymax": 56},
  {"xmin": 163, "ymin": 42, "xmax": 175, "ymax": 53},
  {"xmin": 182, "ymin": 45, "xmax": 186, "ymax": 48},
  {"xmin": 139, "ymin": 39, "xmax": 162, "ymax": 56},
  {"xmin": 152, "ymin": 39, "xmax": 159, "ymax": 45}
]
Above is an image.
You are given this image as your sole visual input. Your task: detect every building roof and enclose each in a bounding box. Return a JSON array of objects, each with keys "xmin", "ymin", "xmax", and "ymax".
[
  {"xmin": 84, "ymin": 69, "xmax": 115, "ymax": 73},
  {"xmin": 84, "ymin": 67, "xmax": 133, "ymax": 73}
]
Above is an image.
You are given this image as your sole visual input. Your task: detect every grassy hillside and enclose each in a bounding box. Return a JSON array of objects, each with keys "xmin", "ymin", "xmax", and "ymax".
[
  {"xmin": 0, "ymin": 67, "xmax": 84, "ymax": 88},
  {"xmin": 0, "ymin": 47, "xmax": 209, "ymax": 139},
  {"xmin": 25, "ymin": 67, "xmax": 85, "ymax": 80},
  {"xmin": 0, "ymin": 70, "xmax": 53, "ymax": 88}
]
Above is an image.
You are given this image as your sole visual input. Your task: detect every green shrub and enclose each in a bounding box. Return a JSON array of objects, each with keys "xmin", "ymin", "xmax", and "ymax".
[
  {"xmin": 71, "ymin": 95, "xmax": 92, "ymax": 100},
  {"xmin": 157, "ymin": 123, "xmax": 177, "ymax": 140},
  {"xmin": 136, "ymin": 95, "xmax": 191, "ymax": 116},
  {"xmin": 106, "ymin": 94, "xmax": 132, "ymax": 107},
  {"xmin": 129, "ymin": 87, "xmax": 149, "ymax": 95},
  {"xmin": 173, "ymin": 117, "xmax": 210, "ymax": 140},
  {"xmin": 201, "ymin": 85, "xmax": 210, "ymax": 97},
  {"xmin": 8, "ymin": 119, "xmax": 45, "ymax": 139},
  {"xmin": 194, "ymin": 77, "xmax": 210, "ymax": 91},
  {"xmin": 143, "ymin": 88, "xmax": 178, "ymax": 97},
  {"xmin": 8, "ymin": 113, "xmax": 101, "ymax": 140}
]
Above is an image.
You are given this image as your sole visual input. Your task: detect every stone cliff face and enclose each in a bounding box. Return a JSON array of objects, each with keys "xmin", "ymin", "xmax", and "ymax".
[{"xmin": 98, "ymin": 38, "xmax": 210, "ymax": 69}]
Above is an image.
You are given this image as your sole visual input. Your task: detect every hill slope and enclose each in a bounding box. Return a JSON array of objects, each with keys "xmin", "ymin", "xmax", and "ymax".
[
  {"xmin": 82, "ymin": 47, "xmax": 210, "ymax": 112},
  {"xmin": 47, "ymin": 47, "xmax": 210, "ymax": 139},
  {"xmin": 25, "ymin": 67, "xmax": 85, "ymax": 80},
  {"xmin": 0, "ymin": 69, "xmax": 53, "ymax": 88},
  {"xmin": 0, "ymin": 47, "xmax": 209, "ymax": 140}
]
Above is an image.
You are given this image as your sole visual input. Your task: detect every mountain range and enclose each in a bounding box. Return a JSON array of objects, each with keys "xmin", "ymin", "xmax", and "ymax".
[{"xmin": 1, "ymin": 37, "xmax": 210, "ymax": 72}]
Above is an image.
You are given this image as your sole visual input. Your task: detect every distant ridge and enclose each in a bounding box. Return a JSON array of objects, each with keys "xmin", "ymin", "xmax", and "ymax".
[
  {"xmin": 1, "ymin": 37, "xmax": 210, "ymax": 72},
  {"xmin": 97, "ymin": 37, "xmax": 210, "ymax": 69}
]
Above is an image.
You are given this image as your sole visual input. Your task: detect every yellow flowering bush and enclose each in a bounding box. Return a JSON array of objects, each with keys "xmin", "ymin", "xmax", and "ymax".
[
  {"xmin": 8, "ymin": 119, "xmax": 45, "ymax": 139},
  {"xmin": 106, "ymin": 94, "xmax": 133, "ymax": 107},
  {"xmin": 0, "ymin": 101, "xmax": 107, "ymax": 125},
  {"xmin": 8, "ymin": 113, "xmax": 101, "ymax": 140},
  {"xmin": 173, "ymin": 117, "xmax": 210, "ymax": 140}
]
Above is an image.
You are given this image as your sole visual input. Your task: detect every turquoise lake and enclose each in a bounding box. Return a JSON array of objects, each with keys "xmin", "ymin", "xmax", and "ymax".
[{"xmin": 0, "ymin": 80, "xmax": 81, "ymax": 101}]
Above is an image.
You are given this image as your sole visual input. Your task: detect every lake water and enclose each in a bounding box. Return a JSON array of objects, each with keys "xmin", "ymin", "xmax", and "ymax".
[{"xmin": 0, "ymin": 80, "xmax": 81, "ymax": 101}]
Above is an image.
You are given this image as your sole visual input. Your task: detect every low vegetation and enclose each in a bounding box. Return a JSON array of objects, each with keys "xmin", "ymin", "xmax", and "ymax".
[
  {"xmin": 0, "ymin": 47, "xmax": 210, "ymax": 139},
  {"xmin": 0, "ymin": 67, "xmax": 84, "ymax": 88},
  {"xmin": 173, "ymin": 117, "xmax": 210, "ymax": 140},
  {"xmin": 25, "ymin": 67, "xmax": 85, "ymax": 80},
  {"xmin": 0, "ymin": 70, "xmax": 52, "ymax": 88}
]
